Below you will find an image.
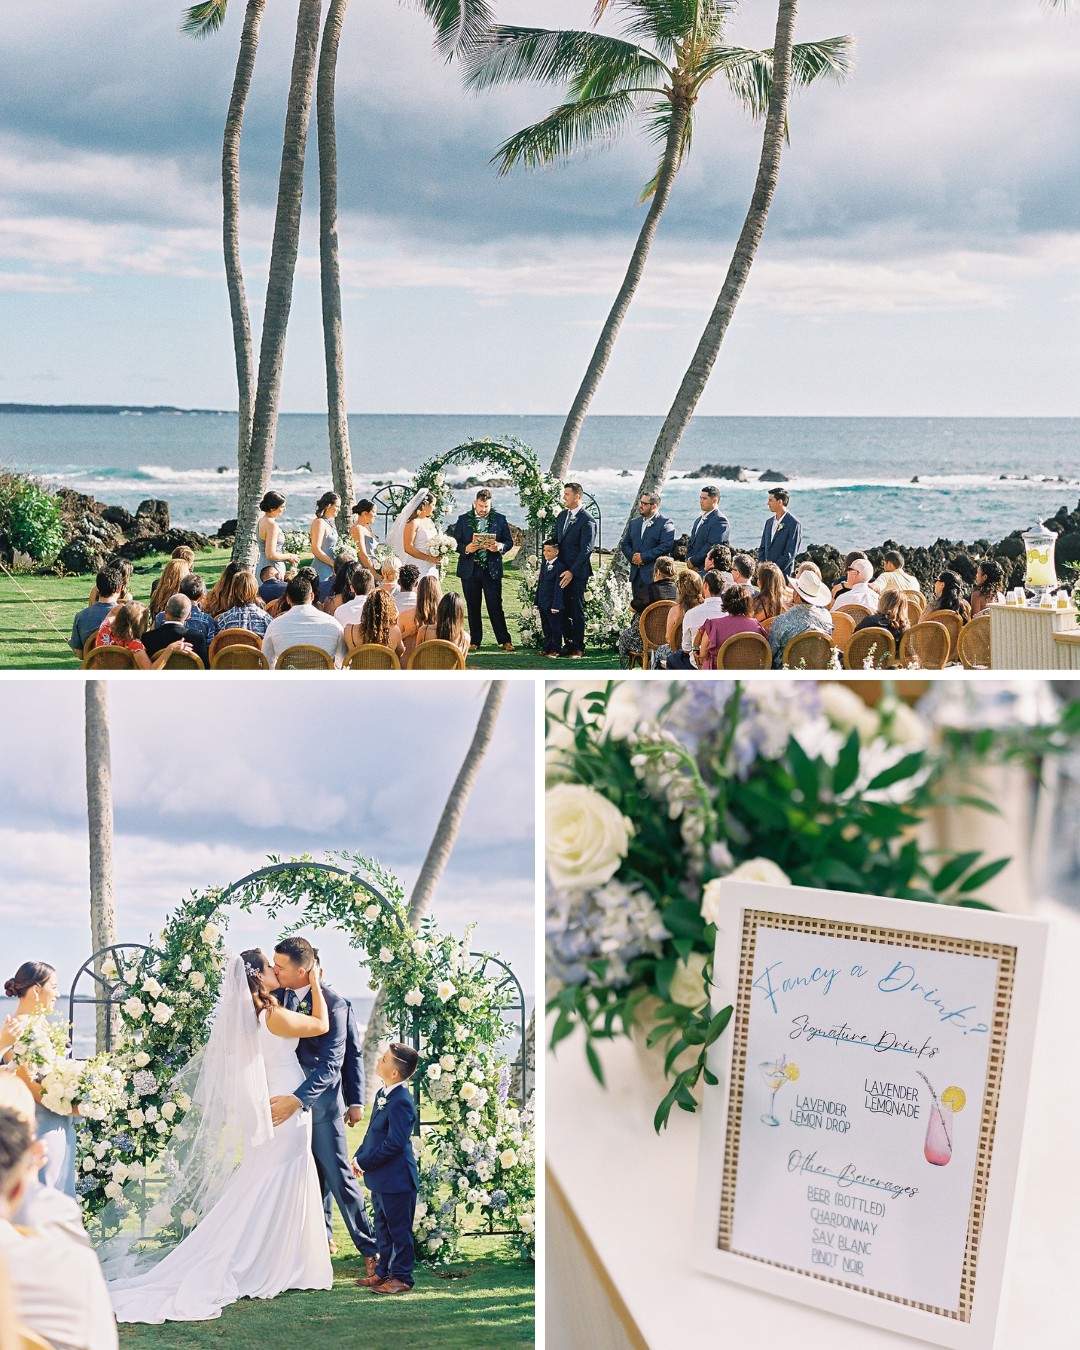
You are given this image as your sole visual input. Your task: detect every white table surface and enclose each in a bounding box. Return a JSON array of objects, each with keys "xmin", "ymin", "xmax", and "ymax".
[{"xmin": 547, "ymin": 900, "xmax": 1080, "ymax": 1350}]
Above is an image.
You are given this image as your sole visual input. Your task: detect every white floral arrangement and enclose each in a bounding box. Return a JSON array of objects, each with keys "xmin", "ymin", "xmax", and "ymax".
[
  {"xmin": 372, "ymin": 543, "xmax": 400, "ymax": 571},
  {"xmin": 515, "ymin": 559, "xmax": 632, "ymax": 651},
  {"xmin": 427, "ymin": 531, "xmax": 459, "ymax": 565},
  {"xmin": 7, "ymin": 1014, "xmax": 68, "ymax": 1078},
  {"xmin": 281, "ymin": 529, "xmax": 309, "ymax": 557}
]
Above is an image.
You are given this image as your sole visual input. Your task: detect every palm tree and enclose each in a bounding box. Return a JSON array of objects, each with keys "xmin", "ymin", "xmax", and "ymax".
[
  {"xmin": 84, "ymin": 683, "xmax": 118, "ymax": 1052},
  {"xmin": 465, "ymin": 1, "xmax": 851, "ymax": 481},
  {"xmin": 624, "ymin": 0, "xmax": 800, "ymax": 537},
  {"xmin": 183, "ymin": 0, "xmax": 266, "ymax": 513},
  {"xmin": 362, "ymin": 681, "xmax": 508, "ymax": 1094}
]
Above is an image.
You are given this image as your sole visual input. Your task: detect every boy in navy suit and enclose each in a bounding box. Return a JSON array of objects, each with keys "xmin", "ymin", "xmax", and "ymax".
[
  {"xmin": 353, "ymin": 1042, "xmax": 420, "ymax": 1295},
  {"xmin": 536, "ymin": 538, "xmax": 564, "ymax": 658}
]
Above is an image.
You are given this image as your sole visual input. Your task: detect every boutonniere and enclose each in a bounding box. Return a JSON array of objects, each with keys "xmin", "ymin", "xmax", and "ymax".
[
  {"xmin": 776, "ymin": 523, "xmax": 784, "ymax": 531},
  {"xmin": 377, "ymin": 1098, "xmax": 387, "ymax": 1110}
]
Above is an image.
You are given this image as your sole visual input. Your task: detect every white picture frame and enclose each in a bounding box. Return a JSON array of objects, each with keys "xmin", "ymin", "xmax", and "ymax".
[{"xmin": 692, "ymin": 880, "xmax": 1047, "ymax": 1349}]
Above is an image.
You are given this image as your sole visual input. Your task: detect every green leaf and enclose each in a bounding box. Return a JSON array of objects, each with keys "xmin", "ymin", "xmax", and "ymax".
[
  {"xmin": 930, "ymin": 851, "xmax": 985, "ymax": 894},
  {"xmin": 705, "ymin": 1004, "xmax": 733, "ymax": 1044},
  {"xmin": 955, "ymin": 856, "xmax": 1012, "ymax": 894},
  {"xmin": 662, "ymin": 897, "xmax": 706, "ymax": 939},
  {"xmin": 866, "ymin": 751, "xmax": 925, "ymax": 791},
  {"xmin": 787, "ymin": 736, "xmax": 820, "ymax": 806},
  {"xmin": 585, "ymin": 1039, "xmax": 605, "ymax": 1086},
  {"xmin": 654, "ymin": 1082, "xmax": 680, "ymax": 1132},
  {"xmin": 832, "ymin": 729, "xmax": 862, "ymax": 796}
]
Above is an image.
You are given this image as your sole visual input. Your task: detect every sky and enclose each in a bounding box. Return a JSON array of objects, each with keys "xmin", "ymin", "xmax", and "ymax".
[
  {"xmin": 0, "ymin": 678, "xmax": 535, "ymax": 998},
  {"xmin": 0, "ymin": 1, "xmax": 1078, "ymax": 416}
]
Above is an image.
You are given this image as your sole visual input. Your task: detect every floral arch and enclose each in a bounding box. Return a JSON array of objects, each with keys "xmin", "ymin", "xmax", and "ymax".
[{"xmin": 71, "ymin": 854, "xmax": 535, "ymax": 1261}]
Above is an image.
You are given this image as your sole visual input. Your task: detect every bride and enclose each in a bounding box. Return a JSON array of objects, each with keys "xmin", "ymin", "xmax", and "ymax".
[
  {"xmin": 101, "ymin": 951, "xmax": 333, "ymax": 1322},
  {"xmin": 387, "ymin": 489, "xmax": 439, "ymax": 579}
]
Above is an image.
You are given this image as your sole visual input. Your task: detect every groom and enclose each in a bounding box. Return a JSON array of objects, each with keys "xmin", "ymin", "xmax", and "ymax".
[{"xmin": 270, "ymin": 937, "xmax": 378, "ymax": 1275}]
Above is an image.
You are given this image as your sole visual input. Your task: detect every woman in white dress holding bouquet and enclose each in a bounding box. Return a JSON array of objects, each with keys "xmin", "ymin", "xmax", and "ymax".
[{"xmin": 388, "ymin": 490, "xmax": 441, "ymax": 579}]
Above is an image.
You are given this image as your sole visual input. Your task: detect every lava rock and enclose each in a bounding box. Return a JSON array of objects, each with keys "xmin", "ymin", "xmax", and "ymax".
[
  {"xmin": 759, "ymin": 469, "xmax": 790, "ymax": 482},
  {"xmin": 115, "ymin": 528, "xmax": 215, "ymax": 561},
  {"xmin": 132, "ymin": 499, "xmax": 170, "ymax": 536},
  {"xmin": 57, "ymin": 537, "xmax": 107, "ymax": 575},
  {"xmin": 687, "ymin": 464, "xmax": 749, "ymax": 482},
  {"xmin": 218, "ymin": 518, "xmax": 238, "ymax": 540},
  {"xmin": 101, "ymin": 504, "xmax": 136, "ymax": 531}
]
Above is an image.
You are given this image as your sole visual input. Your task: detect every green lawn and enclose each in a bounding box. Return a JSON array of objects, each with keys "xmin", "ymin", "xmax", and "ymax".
[
  {"xmin": 0, "ymin": 547, "xmax": 618, "ymax": 670},
  {"xmin": 117, "ymin": 1226, "xmax": 533, "ymax": 1350}
]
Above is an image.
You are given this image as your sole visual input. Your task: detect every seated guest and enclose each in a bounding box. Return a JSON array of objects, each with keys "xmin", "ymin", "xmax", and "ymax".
[
  {"xmin": 536, "ymin": 538, "xmax": 566, "ymax": 660},
  {"xmin": 406, "ymin": 574, "xmax": 442, "ymax": 660},
  {"xmin": 619, "ymin": 492, "xmax": 675, "ymax": 599},
  {"xmin": 767, "ymin": 571, "xmax": 833, "ymax": 668},
  {"xmin": 216, "ymin": 572, "xmax": 271, "ymax": 638},
  {"xmin": 149, "ymin": 556, "xmax": 191, "ymax": 618},
  {"xmin": 86, "ymin": 558, "xmax": 132, "ymax": 607},
  {"xmin": 665, "ymin": 570, "xmax": 726, "ymax": 670},
  {"xmin": 258, "ymin": 562, "xmax": 287, "ymax": 606},
  {"xmin": 694, "ymin": 584, "xmax": 767, "ymax": 669},
  {"xmin": 653, "ymin": 569, "xmax": 703, "ymax": 669},
  {"xmin": 753, "ymin": 561, "xmax": 787, "ymax": 622},
  {"xmin": 203, "ymin": 561, "xmax": 244, "ymax": 621},
  {"xmin": 829, "ymin": 550, "xmax": 868, "ymax": 605},
  {"xmin": 704, "ymin": 544, "xmax": 734, "ymax": 590},
  {"xmin": 378, "ymin": 556, "xmax": 400, "ymax": 598},
  {"xmin": 395, "ymin": 563, "xmax": 420, "ymax": 614},
  {"xmin": 618, "ymin": 555, "xmax": 678, "ymax": 667},
  {"xmin": 731, "ymin": 553, "xmax": 757, "ymax": 593},
  {"xmin": 322, "ymin": 553, "xmax": 357, "ymax": 612},
  {"xmin": 924, "ymin": 569, "xmax": 971, "ymax": 622},
  {"xmin": 69, "ymin": 565, "xmax": 124, "ymax": 652},
  {"xmin": 343, "ymin": 590, "xmax": 405, "ymax": 664},
  {"xmin": 143, "ymin": 594, "xmax": 210, "ymax": 667},
  {"xmin": 175, "ymin": 574, "xmax": 217, "ymax": 649},
  {"xmin": 833, "ymin": 558, "xmax": 880, "ymax": 612},
  {"xmin": 261, "ymin": 573, "xmax": 348, "ymax": 668},
  {"xmin": 0, "ymin": 1106, "xmax": 118, "ymax": 1350},
  {"xmin": 871, "ymin": 548, "xmax": 921, "ymax": 596},
  {"xmin": 0, "ymin": 1076, "xmax": 87, "ymax": 1247},
  {"xmin": 970, "ymin": 560, "xmax": 1004, "ymax": 615},
  {"xmin": 685, "ymin": 486, "xmax": 729, "ymax": 574},
  {"xmin": 855, "ymin": 589, "xmax": 911, "ymax": 645},
  {"xmin": 95, "ymin": 602, "xmax": 192, "ymax": 669},
  {"xmin": 435, "ymin": 593, "xmax": 470, "ymax": 658},
  {"xmin": 333, "ymin": 564, "xmax": 374, "ymax": 626}
]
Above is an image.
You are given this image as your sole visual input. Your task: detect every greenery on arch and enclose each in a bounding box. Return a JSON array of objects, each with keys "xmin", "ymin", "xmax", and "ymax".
[
  {"xmin": 74, "ymin": 853, "xmax": 535, "ymax": 1263},
  {"xmin": 412, "ymin": 437, "xmax": 563, "ymax": 540}
]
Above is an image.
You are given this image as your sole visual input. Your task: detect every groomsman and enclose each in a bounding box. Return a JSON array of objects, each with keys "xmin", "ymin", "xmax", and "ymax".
[
  {"xmin": 555, "ymin": 482, "xmax": 597, "ymax": 659},
  {"xmin": 758, "ymin": 487, "xmax": 802, "ymax": 579},
  {"xmin": 686, "ymin": 486, "xmax": 730, "ymax": 573},
  {"xmin": 451, "ymin": 488, "xmax": 516, "ymax": 652},
  {"xmin": 619, "ymin": 492, "xmax": 675, "ymax": 599}
]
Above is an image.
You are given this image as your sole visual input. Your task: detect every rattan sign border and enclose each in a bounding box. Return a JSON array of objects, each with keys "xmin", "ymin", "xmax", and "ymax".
[{"xmin": 717, "ymin": 908, "xmax": 1017, "ymax": 1324}]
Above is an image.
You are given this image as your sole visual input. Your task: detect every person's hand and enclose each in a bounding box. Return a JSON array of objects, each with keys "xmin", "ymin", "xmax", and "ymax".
[
  {"xmin": 351, "ymin": 1160, "xmax": 363, "ymax": 1180},
  {"xmin": 2, "ymin": 1014, "xmax": 23, "ymax": 1042},
  {"xmin": 270, "ymin": 1095, "xmax": 302, "ymax": 1127},
  {"xmin": 346, "ymin": 1105, "xmax": 364, "ymax": 1127},
  {"xmin": 485, "ymin": 540, "xmax": 500, "ymax": 552},
  {"xmin": 167, "ymin": 640, "xmax": 194, "ymax": 655},
  {"xmin": 286, "ymin": 552, "xmax": 299, "ymax": 563},
  {"xmin": 559, "ymin": 571, "xmax": 573, "ymax": 589}
]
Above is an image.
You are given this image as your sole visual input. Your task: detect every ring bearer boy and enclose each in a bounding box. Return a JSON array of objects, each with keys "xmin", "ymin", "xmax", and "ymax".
[{"xmin": 536, "ymin": 538, "xmax": 565, "ymax": 658}]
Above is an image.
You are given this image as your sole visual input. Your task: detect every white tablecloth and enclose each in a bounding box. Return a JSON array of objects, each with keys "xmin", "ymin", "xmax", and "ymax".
[{"xmin": 547, "ymin": 901, "xmax": 1080, "ymax": 1350}]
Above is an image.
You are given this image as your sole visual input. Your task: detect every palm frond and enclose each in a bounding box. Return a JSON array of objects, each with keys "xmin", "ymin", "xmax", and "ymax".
[
  {"xmin": 710, "ymin": 35, "xmax": 853, "ymax": 119},
  {"xmin": 181, "ymin": 0, "xmax": 228, "ymax": 38},
  {"xmin": 620, "ymin": 0, "xmax": 735, "ymax": 52},
  {"xmin": 638, "ymin": 99, "xmax": 693, "ymax": 200},
  {"xmin": 492, "ymin": 91, "xmax": 640, "ymax": 173},
  {"xmin": 464, "ymin": 26, "xmax": 668, "ymax": 92},
  {"xmin": 417, "ymin": 0, "xmax": 497, "ymax": 63}
]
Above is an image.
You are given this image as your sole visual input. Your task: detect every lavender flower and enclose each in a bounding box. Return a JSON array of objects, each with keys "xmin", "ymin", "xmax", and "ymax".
[
  {"xmin": 132, "ymin": 1070, "xmax": 158, "ymax": 1098},
  {"xmin": 497, "ymin": 1064, "xmax": 511, "ymax": 1104}
]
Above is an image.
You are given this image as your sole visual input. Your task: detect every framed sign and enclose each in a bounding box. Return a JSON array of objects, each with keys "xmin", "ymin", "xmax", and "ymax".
[{"xmin": 693, "ymin": 880, "xmax": 1047, "ymax": 1349}]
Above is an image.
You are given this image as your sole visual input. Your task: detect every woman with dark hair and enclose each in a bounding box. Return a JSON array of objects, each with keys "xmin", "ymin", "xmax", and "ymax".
[
  {"xmin": 754, "ymin": 561, "xmax": 787, "ymax": 621},
  {"xmin": 694, "ymin": 585, "xmax": 767, "ymax": 669},
  {"xmin": 970, "ymin": 560, "xmax": 1005, "ymax": 615},
  {"xmin": 256, "ymin": 491, "xmax": 298, "ymax": 581},
  {"xmin": 855, "ymin": 589, "xmax": 911, "ymax": 643},
  {"xmin": 309, "ymin": 492, "xmax": 340, "ymax": 593},
  {"xmin": 322, "ymin": 554, "xmax": 358, "ymax": 614},
  {"xmin": 925, "ymin": 569, "xmax": 971, "ymax": 622},
  {"xmin": 0, "ymin": 961, "xmax": 76, "ymax": 1195},
  {"xmin": 331, "ymin": 562, "xmax": 374, "ymax": 625},
  {"xmin": 387, "ymin": 490, "xmax": 439, "ymax": 578},
  {"xmin": 349, "ymin": 499, "xmax": 379, "ymax": 573},
  {"xmin": 345, "ymin": 590, "xmax": 405, "ymax": 663},
  {"xmin": 435, "ymin": 592, "xmax": 469, "ymax": 657},
  {"xmin": 617, "ymin": 555, "xmax": 678, "ymax": 666}
]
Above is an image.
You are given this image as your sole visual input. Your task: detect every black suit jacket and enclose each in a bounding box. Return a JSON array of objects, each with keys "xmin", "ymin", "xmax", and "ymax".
[
  {"xmin": 143, "ymin": 620, "xmax": 209, "ymax": 668},
  {"xmin": 555, "ymin": 508, "xmax": 596, "ymax": 581},
  {"xmin": 452, "ymin": 510, "xmax": 514, "ymax": 582}
]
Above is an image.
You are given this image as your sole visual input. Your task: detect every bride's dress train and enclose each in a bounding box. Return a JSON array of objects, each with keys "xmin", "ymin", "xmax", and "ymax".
[{"xmin": 106, "ymin": 1011, "xmax": 331, "ymax": 1322}]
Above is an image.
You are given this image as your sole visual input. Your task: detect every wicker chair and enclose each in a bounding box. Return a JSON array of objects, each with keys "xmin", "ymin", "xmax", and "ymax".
[
  {"xmin": 208, "ymin": 627, "xmax": 263, "ymax": 663},
  {"xmin": 81, "ymin": 633, "xmax": 99, "ymax": 661},
  {"xmin": 900, "ymin": 589, "xmax": 926, "ymax": 615},
  {"xmin": 844, "ymin": 627, "xmax": 896, "ymax": 670},
  {"xmin": 899, "ymin": 621, "xmax": 950, "ymax": 669},
  {"xmin": 344, "ymin": 644, "xmax": 401, "ymax": 670},
  {"xmin": 82, "ymin": 646, "xmax": 138, "ymax": 671},
  {"xmin": 835, "ymin": 603, "xmax": 872, "ymax": 624},
  {"xmin": 829, "ymin": 610, "xmax": 856, "ymax": 650},
  {"xmin": 407, "ymin": 639, "xmax": 466, "ymax": 671},
  {"xmin": 925, "ymin": 608, "xmax": 964, "ymax": 661},
  {"xmin": 631, "ymin": 600, "xmax": 675, "ymax": 671},
  {"xmin": 958, "ymin": 613, "xmax": 991, "ymax": 669},
  {"xmin": 760, "ymin": 613, "xmax": 778, "ymax": 634},
  {"xmin": 211, "ymin": 645, "xmax": 269, "ymax": 670},
  {"xmin": 160, "ymin": 648, "xmax": 205, "ymax": 671},
  {"xmin": 717, "ymin": 632, "xmax": 772, "ymax": 670},
  {"xmin": 274, "ymin": 644, "xmax": 335, "ymax": 670},
  {"xmin": 781, "ymin": 630, "xmax": 835, "ymax": 670}
]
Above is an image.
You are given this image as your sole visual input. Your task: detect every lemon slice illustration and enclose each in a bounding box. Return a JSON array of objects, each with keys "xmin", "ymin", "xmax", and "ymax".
[
  {"xmin": 941, "ymin": 1086, "xmax": 966, "ymax": 1113},
  {"xmin": 784, "ymin": 1062, "xmax": 800, "ymax": 1082}
]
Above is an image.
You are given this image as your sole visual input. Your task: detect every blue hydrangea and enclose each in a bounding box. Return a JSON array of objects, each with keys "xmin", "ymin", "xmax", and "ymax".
[
  {"xmin": 112, "ymin": 1133, "xmax": 135, "ymax": 1155},
  {"xmin": 490, "ymin": 1189, "xmax": 509, "ymax": 1211},
  {"xmin": 76, "ymin": 1175, "xmax": 97, "ymax": 1196},
  {"xmin": 440, "ymin": 1198, "xmax": 457, "ymax": 1216},
  {"xmin": 547, "ymin": 878, "xmax": 667, "ymax": 988}
]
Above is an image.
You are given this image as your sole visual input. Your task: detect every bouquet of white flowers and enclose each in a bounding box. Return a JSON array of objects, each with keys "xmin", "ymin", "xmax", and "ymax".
[
  {"xmin": 75, "ymin": 1056, "xmax": 128, "ymax": 1122},
  {"xmin": 427, "ymin": 531, "xmax": 458, "ymax": 565},
  {"xmin": 8, "ymin": 1016, "xmax": 68, "ymax": 1079},
  {"xmin": 372, "ymin": 543, "xmax": 400, "ymax": 571},
  {"xmin": 282, "ymin": 528, "xmax": 309, "ymax": 557},
  {"xmin": 39, "ymin": 1059, "xmax": 82, "ymax": 1116}
]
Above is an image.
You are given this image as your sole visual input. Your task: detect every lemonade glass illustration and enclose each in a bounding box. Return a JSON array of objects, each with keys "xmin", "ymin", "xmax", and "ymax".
[
  {"xmin": 759, "ymin": 1055, "xmax": 799, "ymax": 1126},
  {"xmin": 917, "ymin": 1072, "xmax": 966, "ymax": 1166}
]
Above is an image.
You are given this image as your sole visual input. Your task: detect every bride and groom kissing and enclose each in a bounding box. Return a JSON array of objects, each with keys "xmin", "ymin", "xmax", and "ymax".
[{"xmin": 104, "ymin": 936, "xmax": 420, "ymax": 1323}]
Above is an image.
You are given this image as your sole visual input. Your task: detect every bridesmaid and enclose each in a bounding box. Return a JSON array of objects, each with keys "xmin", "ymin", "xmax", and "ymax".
[
  {"xmin": 1, "ymin": 961, "xmax": 77, "ymax": 1197},
  {"xmin": 309, "ymin": 491, "xmax": 341, "ymax": 595}
]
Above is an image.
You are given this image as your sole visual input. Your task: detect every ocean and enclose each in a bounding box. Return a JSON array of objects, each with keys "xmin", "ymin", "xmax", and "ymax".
[{"xmin": 3, "ymin": 412, "xmax": 1078, "ymax": 554}]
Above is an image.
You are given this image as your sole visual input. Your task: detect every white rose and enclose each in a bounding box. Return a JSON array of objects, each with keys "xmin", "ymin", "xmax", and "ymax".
[
  {"xmin": 201, "ymin": 924, "xmax": 219, "ymax": 945},
  {"xmin": 112, "ymin": 1163, "xmax": 129, "ymax": 1183},
  {"xmin": 415, "ymin": 1201, "xmax": 428, "ymax": 1219},
  {"xmin": 162, "ymin": 1101, "xmax": 177, "ymax": 1121},
  {"xmin": 127, "ymin": 1163, "xmax": 145, "ymax": 1181},
  {"xmin": 701, "ymin": 878, "xmax": 726, "ymax": 927},
  {"xmin": 144, "ymin": 1105, "xmax": 159, "ymax": 1122},
  {"xmin": 437, "ymin": 981, "xmax": 456, "ymax": 1003},
  {"xmin": 155, "ymin": 1120, "xmax": 168, "ymax": 1134},
  {"xmin": 94, "ymin": 1142, "xmax": 108, "ymax": 1159},
  {"xmin": 379, "ymin": 947, "xmax": 393, "ymax": 963},
  {"xmin": 819, "ymin": 683, "xmax": 880, "ymax": 741},
  {"xmin": 151, "ymin": 1002, "xmax": 173, "ymax": 1025},
  {"xmin": 82, "ymin": 1157, "xmax": 96, "ymax": 1172},
  {"xmin": 189, "ymin": 971, "xmax": 206, "ymax": 990},
  {"xmin": 427, "ymin": 1237, "xmax": 444, "ymax": 1252},
  {"xmin": 883, "ymin": 699, "xmax": 927, "ymax": 748},
  {"xmin": 128, "ymin": 1109, "xmax": 145, "ymax": 1128},
  {"xmin": 460, "ymin": 1082, "xmax": 478, "ymax": 1102},
  {"xmin": 133, "ymin": 1051, "xmax": 151, "ymax": 1069},
  {"xmin": 146, "ymin": 1203, "xmax": 173, "ymax": 1227},
  {"xmin": 727, "ymin": 858, "xmax": 791, "ymax": 888},
  {"xmin": 519, "ymin": 1213, "xmax": 535, "ymax": 1234},
  {"xmin": 365, "ymin": 904, "xmax": 381, "ymax": 921},
  {"xmin": 499, "ymin": 1148, "xmax": 517, "ymax": 1168},
  {"xmin": 427, "ymin": 1064, "xmax": 442, "ymax": 1081},
  {"xmin": 104, "ymin": 1181, "xmax": 123, "ymax": 1200},
  {"xmin": 460, "ymin": 1136, "xmax": 476, "ymax": 1154},
  {"xmin": 180, "ymin": 956, "xmax": 192, "ymax": 973},
  {"xmin": 669, "ymin": 952, "xmax": 710, "ymax": 1009},
  {"xmin": 404, "ymin": 989, "xmax": 423, "ymax": 1007},
  {"xmin": 546, "ymin": 785, "xmax": 633, "ymax": 891},
  {"xmin": 458, "ymin": 997, "xmax": 472, "ymax": 1013},
  {"xmin": 180, "ymin": 1209, "xmax": 198, "ymax": 1228},
  {"xmin": 123, "ymin": 997, "xmax": 145, "ymax": 1019},
  {"xmin": 412, "ymin": 940, "xmax": 427, "ymax": 957},
  {"xmin": 440, "ymin": 1055, "xmax": 456, "ymax": 1071},
  {"xmin": 175, "ymin": 1092, "xmax": 191, "ymax": 1112},
  {"xmin": 141, "ymin": 977, "xmax": 162, "ymax": 998}
]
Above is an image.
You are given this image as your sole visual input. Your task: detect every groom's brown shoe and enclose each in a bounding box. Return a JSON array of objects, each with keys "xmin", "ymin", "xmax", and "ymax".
[
  {"xmin": 371, "ymin": 1279, "xmax": 411, "ymax": 1295},
  {"xmin": 356, "ymin": 1256, "xmax": 383, "ymax": 1287}
]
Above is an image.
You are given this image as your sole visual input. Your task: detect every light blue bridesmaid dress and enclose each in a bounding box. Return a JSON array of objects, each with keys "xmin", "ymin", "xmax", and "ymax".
[{"xmin": 36, "ymin": 1100, "xmax": 77, "ymax": 1196}]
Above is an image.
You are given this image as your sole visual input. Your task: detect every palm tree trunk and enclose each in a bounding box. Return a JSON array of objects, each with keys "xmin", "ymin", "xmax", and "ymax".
[
  {"xmin": 550, "ymin": 101, "xmax": 689, "ymax": 483},
  {"xmin": 622, "ymin": 0, "xmax": 799, "ymax": 541},
  {"xmin": 317, "ymin": 0, "xmax": 355, "ymax": 530},
  {"xmin": 84, "ymin": 684, "xmax": 118, "ymax": 1052},
  {"xmin": 234, "ymin": 0, "xmax": 324, "ymax": 567},
  {"xmin": 224, "ymin": 0, "xmax": 266, "ymax": 500},
  {"xmin": 363, "ymin": 682, "xmax": 508, "ymax": 1096}
]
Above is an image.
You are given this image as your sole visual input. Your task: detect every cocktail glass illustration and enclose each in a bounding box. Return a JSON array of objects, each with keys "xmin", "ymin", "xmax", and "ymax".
[
  {"xmin": 758, "ymin": 1054, "xmax": 799, "ymax": 1126},
  {"xmin": 917, "ymin": 1072, "xmax": 966, "ymax": 1166}
]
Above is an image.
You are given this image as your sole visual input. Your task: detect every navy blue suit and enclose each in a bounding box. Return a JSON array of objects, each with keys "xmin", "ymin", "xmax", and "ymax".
[
  {"xmin": 321, "ymin": 998, "xmax": 365, "ymax": 1237},
  {"xmin": 355, "ymin": 1084, "xmax": 419, "ymax": 1286},
  {"xmin": 758, "ymin": 511, "xmax": 803, "ymax": 579},
  {"xmin": 556, "ymin": 507, "xmax": 597, "ymax": 654},
  {"xmin": 278, "ymin": 984, "xmax": 376, "ymax": 1257},
  {"xmin": 686, "ymin": 509, "xmax": 730, "ymax": 571},
  {"xmin": 535, "ymin": 556, "xmax": 565, "ymax": 654},
  {"xmin": 620, "ymin": 513, "xmax": 675, "ymax": 595},
  {"xmin": 451, "ymin": 510, "xmax": 514, "ymax": 647}
]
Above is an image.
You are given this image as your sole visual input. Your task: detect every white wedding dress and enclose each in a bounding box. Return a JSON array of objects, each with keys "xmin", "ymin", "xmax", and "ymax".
[
  {"xmin": 405, "ymin": 517, "xmax": 439, "ymax": 578},
  {"xmin": 106, "ymin": 1007, "xmax": 331, "ymax": 1323}
]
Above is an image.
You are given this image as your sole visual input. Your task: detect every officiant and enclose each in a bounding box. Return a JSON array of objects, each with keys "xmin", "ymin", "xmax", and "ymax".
[{"xmin": 451, "ymin": 488, "xmax": 516, "ymax": 652}]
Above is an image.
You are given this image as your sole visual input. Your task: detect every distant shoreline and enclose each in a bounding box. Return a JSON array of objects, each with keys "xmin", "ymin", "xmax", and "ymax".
[{"xmin": 0, "ymin": 403, "xmax": 229, "ymax": 416}]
